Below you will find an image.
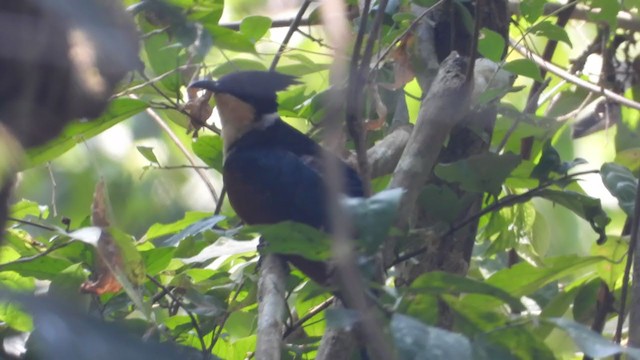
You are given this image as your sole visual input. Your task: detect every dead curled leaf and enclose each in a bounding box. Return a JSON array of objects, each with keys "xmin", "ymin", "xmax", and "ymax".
[
  {"xmin": 81, "ymin": 180, "xmax": 145, "ymax": 295},
  {"xmin": 80, "ymin": 231, "xmax": 123, "ymax": 295},
  {"xmin": 184, "ymin": 88, "xmax": 213, "ymax": 136},
  {"xmin": 364, "ymin": 84, "xmax": 388, "ymax": 132}
]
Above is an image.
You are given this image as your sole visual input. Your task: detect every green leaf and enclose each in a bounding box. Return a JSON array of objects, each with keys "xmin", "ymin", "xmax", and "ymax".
[
  {"xmin": 181, "ymin": 237, "xmax": 258, "ymax": 264},
  {"xmin": 520, "ymin": 0, "xmax": 546, "ymax": 23},
  {"xmin": 410, "ymin": 272, "xmax": 525, "ymax": 311},
  {"xmin": 392, "ymin": 314, "xmax": 473, "ymax": 360},
  {"xmin": 141, "ymin": 20, "xmax": 186, "ymax": 93},
  {"xmin": 530, "ymin": 21, "xmax": 572, "ymax": 46},
  {"xmin": 503, "ymin": 59, "xmax": 543, "ymax": 82},
  {"xmin": 0, "ymin": 252, "xmax": 73, "ymax": 280},
  {"xmin": 343, "ymin": 188, "xmax": 403, "ymax": 252},
  {"xmin": 144, "ymin": 211, "xmax": 213, "ymax": 241},
  {"xmin": 475, "ymin": 325, "xmax": 555, "ymax": 359},
  {"xmin": 587, "ymin": 0, "xmax": 620, "ymax": 28},
  {"xmin": 25, "ymin": 99, "xmax": 147, "ymax": 167},
  {"xmin": 10, "ymin": 199, "xmax": 49, "ymax": 219},
  {"xmin": 244, "ymin": 222, "xmax": 331, "ymax": 261},
  {"xmin": 204, "ymin": 25, "xmax": 256, "ymax": 53},
  {"xmin": 530, "ymin": 140, "xmax": 562, "ymax": 181},
  {"xmin": 537, "ymin": 189, "xmax": 610, "ymax": 244},
  {"xmin": 591, "ymin": 236, "xmax": 627, "ymax": 289},
  {"xmin": 136, "ymin": 146, "xmax": 160, "ymax": 164},
  {"xmin": 572, "ymin": 278, "xmax": 601, "ymax": 324},
  {"xmin": 140, "ymin": 247, "xmax": 176, "ymax": 275},
  {"xmin": 192, "ymin": 135, "xmax": 224, "ymax": 171},
  {"xmin": 160, "ymin": 215, "xmax": 224, "ymax": 247},
  {"xmin": 225, "ymin": 311, "xmax": 257, "ymax": 340},
  {"xmin": 548, "ymin": 318, "xmax": 640, "ymax": 359},
  {"xmin": 601, "ymin": 162, "xmax": 638, "ymax": 216},
  {"xmin": 478, "ymin": 28, "xmax": 505, "ymax": 62},
  {"xmin": 0, "ymin": 302, "xmax": 32, "ymax": 332},
  {"xmin": 434, "ymin": 153, "xmax": 521, "ymax": 195},
  {"xmin": 239, "ymin": 16, "xmax": 272, "ymax": 43},
  {"xmin": 107, "ymin": 228, "xmax": 146, "ymax": 286},
  {"xmin": 418, "ymin": 185, "xmax": 467, "ymax": 223},
  {"xmin": 463, "ymin": 255, "xmax": 605, "ymax": 309}
]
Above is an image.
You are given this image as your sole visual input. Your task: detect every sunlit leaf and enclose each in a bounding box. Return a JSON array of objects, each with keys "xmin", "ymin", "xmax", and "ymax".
[
  {"xmin": 537, "ymin": 189, "xmax": 610, "ymax": 244},
  {"xmin": 503, "ymin": 59, "xmax": 543, "ymax": 82},
  {"xmin": 204, "ymin": 25, "xmax": 256, "ymax": 53},
  {"xmin": 520, "ymin": 0, "xmax": 546, "ymax": 23},
  {"xmin": 10, "ymin": 199, "xmax": 49, "ymax": 219},
  {"xmin": 239, "ymin": 16, "xmax": 272, "ymax": 42},
  {"xmin": 136, "ymin": 146, "xmax": 160, "ymax": 164},
  {"xmin": 161, "ymin": 215, "xmax": 224, "ymax": 247},
  {"xmin": 530, "ymin": 21, "xmax": 572, "ymax": 46},
  {"xmin": 181, "ymin": 237, "xmax": 258, "ymax": 264},
  {"xmin": 410, "ymin": 272, "xmax": 525, "ymax": 311},
  {"xmin": 478, "ymin": 28, "xmax": 505, "ymax": 62},
  {"xmin": 144, "ymin": 211, "xmax": 214, "ymax": 241},
  {"xmin": 192, "ymin": 135, "xmax": 224, "ymax": 171}
]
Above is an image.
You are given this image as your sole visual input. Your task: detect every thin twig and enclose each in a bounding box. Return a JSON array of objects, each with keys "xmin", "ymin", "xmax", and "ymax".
[
  {"xmin": 269, "ymin": 0, "xmax": 312, "ymax": 71},
  {"xmin": 46, "ymin": 163, "xmax": 58, "ymax": 217},
  {"xmin": 390, "ymin": 170, "xmax": 601, "ymax": 267},
  {"xmin": 132, "ymin": 95, "xmax": 219, "ymax": 204},
  {"xmin": 0, "ymin": 241, "xmax": 72, "ymax": 269},
  {"xmin": 283, "ymin": 297, "xmax": 335, "ymax": 339},
  {"xmin": 146, "ymin": 275, "xmax": 208, "ymax": 355},
  {"xmin": 113, "ymin": 65, "xmax": 200, "ymax": 99},
  {"xmin": 371, "ymin": 0, "xmax": 446, "ymax": 73},
  {"xmin": 6, "ymin": 216, "xmax": 58, "ymax": 232},
  {"xmin": 208, "ymin": 279, "xmax": 245, "ymax": 351},
  {"xmin": 511, "ymin": 40, "xmax": 640, "ymax": 111}
]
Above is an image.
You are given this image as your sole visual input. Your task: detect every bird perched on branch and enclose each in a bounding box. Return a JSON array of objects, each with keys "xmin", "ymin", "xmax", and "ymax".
[{"xmin": 189, "ymin": 71, "xmax": 363, "ymax": 284}]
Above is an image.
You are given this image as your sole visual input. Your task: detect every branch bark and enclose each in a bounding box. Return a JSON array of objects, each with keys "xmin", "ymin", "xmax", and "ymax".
[
  {"xmin": 256, "ymin": 254, "xmax": 287, "ymax": 360},
  {"xmin": 384, "ymin": 52, "xmax": 472, "ymax": 266}
]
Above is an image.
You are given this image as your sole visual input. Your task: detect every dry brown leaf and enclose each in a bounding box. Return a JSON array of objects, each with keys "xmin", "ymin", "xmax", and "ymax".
[
  {"xmin": 380, "ymin": 33, "xmax": 416, "ymax": 91},
  {"xmin": 364, "ymin": 85, "xmax": 388, "ymax": 132},
  {"xmin": 184, "ymin": 88, "xmax": 213, "ymax": 136},
  {"xmin": 80, "ymin": 231, "xmax": 123, "ymax": 295}
]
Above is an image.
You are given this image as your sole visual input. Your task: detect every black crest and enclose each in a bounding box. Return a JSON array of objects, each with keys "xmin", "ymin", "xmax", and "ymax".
[{"xmin": 190, "ymin": 71, "xmax": 299, "ymax": 115}]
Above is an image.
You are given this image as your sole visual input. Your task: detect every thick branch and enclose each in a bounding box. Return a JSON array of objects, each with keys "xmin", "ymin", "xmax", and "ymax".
[
  {"xmin": 384, "ymin": 52, "xmax": 472, "ymax": 266},
  {"xmin": 256, "ymin": 255, "xmax": 287, "ymax": 360},
  {"xmin": 347, "ymin": 125, "xmax": 412, "ymax": 179}
]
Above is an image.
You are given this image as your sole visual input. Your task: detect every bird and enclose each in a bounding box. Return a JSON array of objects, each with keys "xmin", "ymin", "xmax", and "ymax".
[{"xmin": 189, "ymin": 71, "xmax": 363, "ymax": 285}]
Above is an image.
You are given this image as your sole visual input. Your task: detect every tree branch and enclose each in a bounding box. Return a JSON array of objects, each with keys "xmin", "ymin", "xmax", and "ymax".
[
  {"xmin": 511, "ymin": 40, "xmax": 640, "ymax": 111},
  {"xmin": 384, "ymin": 52, "xmax": 472, "ymax": 266},
  {"xmin": 256, "ymin": 254, "xmax": 287, "ymax": 359}
]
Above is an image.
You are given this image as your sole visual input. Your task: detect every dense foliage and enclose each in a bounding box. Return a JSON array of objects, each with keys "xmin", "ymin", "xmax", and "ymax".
[{"xmin": 1, "ymin": 0, "xmax": 640, "ymax": 359}]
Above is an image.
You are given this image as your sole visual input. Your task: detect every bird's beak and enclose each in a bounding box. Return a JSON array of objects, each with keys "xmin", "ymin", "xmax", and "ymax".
[{"xmin": 188, "ymin": 80, "xmax": 218, "ymax": 92}]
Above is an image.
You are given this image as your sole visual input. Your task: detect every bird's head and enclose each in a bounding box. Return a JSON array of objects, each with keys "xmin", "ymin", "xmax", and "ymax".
[{"xmin": 189, "ymin": 71, "xmax": 299, "ymax": 150}]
